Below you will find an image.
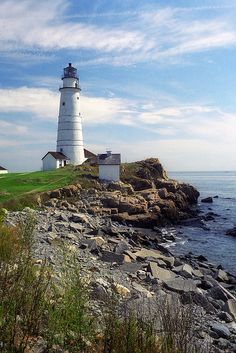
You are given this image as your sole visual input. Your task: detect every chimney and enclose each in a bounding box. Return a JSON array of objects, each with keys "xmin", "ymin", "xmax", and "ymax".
[{"xmin": 106, "ymin": 150, "xmax": 112, "ymax": 157}]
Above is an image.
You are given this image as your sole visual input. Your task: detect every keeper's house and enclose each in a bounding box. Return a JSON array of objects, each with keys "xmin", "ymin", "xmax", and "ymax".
[
  {"xmin": 0, "ymin": 165, "xmax": 8, "ymax": 174},
  {"xmin": 42, "ymin": 152, "xmax": 69, "ymax": 171},
  {"xmin": 97, "ymin": 151, "xmax": 121, "ymax": 182}
]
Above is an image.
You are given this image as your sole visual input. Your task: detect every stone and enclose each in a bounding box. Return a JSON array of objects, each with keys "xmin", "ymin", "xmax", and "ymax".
[
  {"xmin": 224, "ymin": 299, "xmax": 236, "ymax": 320},
  {"xmin": 173, "ymin": 263, "xmax": 193, "ymax": 278},
  {"xmin": 192, "ymin": 269, "xmax": 204, "ymax": 278},
  {"xmin": 69, "ymin": 223, "xmax": 84, "ymax": 233},
  {"xmin": 208, "ymin": 286, "xmax": 228, "ymax": 302},
  {"xmin": 112, "ymin": 283, "xmax": 130, "ymax": 298},
  {"xmin": 132, "ymin": 282, "xmax": 152, "ymax": 298},
  {"xmin": 216, "ymin": 269, "xmax": 229, "ymax": 282},
  {"xmin": 148, "ymin": 262, "xmax": 176, "ymax": 281},
  {"xmin": 201, "ymin": 197, "xmax": 213, "ymax": 203},
  {"xmin": 210, "ymin": 322, "xmax": 231, "ymax": 339},
  {"xmin": 218, "ymin": 311, "xmax": 234, "ymax": 323},
  {"xmin": 119, "ymin": 262, "xmax": 143, "ymax": 274},
  {"xmin": 90, "ymin": 236, "xmax": 106, "ymax": 247},
  {"xmin": 90, "ymin": 282, "xmax": 107, "ymax": 301},
  {"xmin": 134, "ymin": 248, "xmax": 174, "ymax": 267},
  {"xmin": 114, "ymin": 241, "xmax": 130, "ymax": 254},
  {"xmin": 107, "ymin": 181, "xmax": 134, "ymax": 195},
  {"xmin": 71, "ymin": 213, "xmax": 89, "ymax": 224},
  {"xmin": 225, "ymin": 227, "xmax": 236, "ymax": 237},
  {"xmin": 100, "ymin": 250, "xmax": 125, "ymax": 264},
  {"xmin": 163, "ymin": 278, "xmax": 198, "ymax": 293},
  {"xmin": 181, "ymin": 292, "xmax": 216, "ymax": 314},
  {"xmin": 124, "ymin": 250, "xmax": 137, "ymax": 261}
]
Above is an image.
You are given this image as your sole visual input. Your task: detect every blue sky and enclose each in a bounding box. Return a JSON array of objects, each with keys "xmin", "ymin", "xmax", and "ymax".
[{"xmin": 1, "ymin": 0, "xmax": 236, "ymax": 172}]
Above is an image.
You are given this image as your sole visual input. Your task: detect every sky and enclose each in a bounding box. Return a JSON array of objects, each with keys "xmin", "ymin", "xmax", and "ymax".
[{"xmin": 1, "ymin": 0, "xmax": 236, "ymax": 172}]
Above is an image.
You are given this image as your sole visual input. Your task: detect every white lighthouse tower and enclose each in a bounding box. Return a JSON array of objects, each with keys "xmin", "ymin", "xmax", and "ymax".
[{"xmin": 56, "ymin": 63, "xmax": 85, "ymax": 165}]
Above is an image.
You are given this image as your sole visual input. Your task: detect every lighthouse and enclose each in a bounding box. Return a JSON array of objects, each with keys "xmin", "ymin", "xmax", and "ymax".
[{"xmin": 56, "ymin": 63, "xmax": 85, "ymax": 165}]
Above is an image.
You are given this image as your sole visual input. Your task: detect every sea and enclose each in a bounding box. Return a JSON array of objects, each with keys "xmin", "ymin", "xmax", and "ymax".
[{"xmin": 167, "ymin": 171, "xmax": 236, "ymax": 276}]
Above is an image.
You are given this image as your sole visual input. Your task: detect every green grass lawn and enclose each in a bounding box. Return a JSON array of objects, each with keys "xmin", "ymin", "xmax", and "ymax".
[{"xmin": 0, "ymin": 165, "xmax": 98, "ymax": 209}]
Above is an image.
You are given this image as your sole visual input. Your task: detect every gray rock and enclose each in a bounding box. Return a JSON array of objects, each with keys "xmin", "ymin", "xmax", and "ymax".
[
  {"xmin": 208, "ymin": 286, "xmax": 228, "ymax": 302},
  {"xmin": 218, "ymin": 311, "xmax": 234, "ymax": 323},
  {"xmin": 100, "ymin": 250, "xmax": 125, "ymax": 264},
  {"xmin": 115, "ymin": 241, "xmax": 130, "ymax": 254},
  {"xmin": 210, "ymin": 321, "xmax": 231, "ymax": 339},
  {"xmin": 216, "ymin": 269, "xmax": 229, "ymax": 282},
  {"xmin": 201, "ymin": 197, "xmax": 213, "ymax": 203},
  {"xmin": 224, "ymin": 299, "xmax": 236, "ymax": 320},
  {"xmin": 148, "ymin": 262, "xmax": 176, "ymax": 281},
  {"xmin": 69, "ymin": 222, "xmax": 84, "ymax": 233},
  {"xmin": 192, "ymin": 268, "xmax": 204, "ymax": 278},
  {"xmin": 71, "ymin": 213, "xmax": 89, "ymax": 224},
  {"xmin": 132, "ymin": 282, "xmax": 152, "ymax": 298},
  {"xmin": 181, "ymin": 292, "xmax": 216, "ymax": 314},
  {"xmin": 119, "ymin": 262, "xmax": 143, "ymax": 273},
  {"xmin": 173, "ymin": 263, "xmax": 193, "ymax": 278},
  {"xmin": 163, "ymin": 278, "xmax": 198, "ymax": 293}
]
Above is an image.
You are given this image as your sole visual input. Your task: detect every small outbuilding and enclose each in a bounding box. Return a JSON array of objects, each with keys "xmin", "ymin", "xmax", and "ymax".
[
  {"xmin": 0, "ymin": 166, "xmax": 8, "ymax": 174},
  {"xmin": 97, "ymin": 151, "xmax": 121, "ymax": 182},
  {"xmin": 42, "ymin": 152, "xmax": 69, "ymax": 171}
]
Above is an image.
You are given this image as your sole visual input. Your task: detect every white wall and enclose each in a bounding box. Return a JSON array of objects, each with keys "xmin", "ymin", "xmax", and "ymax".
[
  {"xmin": 42, "ymin": 154, "xmax": 58, "ymax": 171},
  {"xmin": 57, "ymin": 76, "xmax": 85, "ymax": 166},
  {"xmin": 0, "ymin": 170, "xmax": 8, "ymax": 174},
  {"xmin": 99, "ymin": 165, "xmax": 120, "ymax": 182}
]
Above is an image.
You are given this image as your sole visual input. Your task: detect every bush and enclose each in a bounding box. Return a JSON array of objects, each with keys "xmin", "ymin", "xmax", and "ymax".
[{"xmin": 0, "ymin": 211, "xmax": 94, "ymax": 353}]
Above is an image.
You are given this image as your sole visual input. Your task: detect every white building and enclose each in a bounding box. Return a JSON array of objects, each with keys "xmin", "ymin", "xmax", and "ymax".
[
  {"xmin": 0, "ymin": 166, "xmax": 8, "ymax": 174},
  {"xmin": 56, "ymin": 63, "xmax": 85, "ymax": 165},
  {"xmin": 97, "ymin": 151, "xmax": 121, "ymax": 182},
  {"xmin": 42, "ymin": 152, "xmax": 69, "ymax": 171}
]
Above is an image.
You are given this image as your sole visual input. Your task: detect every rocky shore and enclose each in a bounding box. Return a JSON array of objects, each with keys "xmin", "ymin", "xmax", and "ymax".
[{"xmin": 4, "ymin": 159, "xmax": 236, "ymax": 352}]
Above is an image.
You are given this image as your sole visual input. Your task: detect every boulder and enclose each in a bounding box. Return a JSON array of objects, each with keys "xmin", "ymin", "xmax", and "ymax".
[
  {"xmin": 225, "ymin": 227, "xmax": 236, "ymax": 237},
  {"xmin": 208, "ymin": 286, "xmax": 228, "ymax": 302},
  {"xmin": 119, "ymin": 262, "xmax": 143, "ymax": 273},
  {"xmin": 181, "ymin": 292, "xmax": 216, "ymax": 314},
  {"xmin": 216, "ymin": 269, "xmax": 229, "ymax": 282},
  {"xmin": 132, "ymin": 282, "xmax": 152, "ymax": 298},
  {"xmin": 148, "ymin": 262, "xmax": 176, "ymax": 281},
  {"xmin": 50, "ymin": 189, "xmax": 61, "ymax": 198},
  {"xmin": 71, "ymin": 213, "xmax": 90, "ymax": 224},
  {"xmin": 134, "ymin": 248, "xmax": 175, "ymax": 267},
  {"xmin": 173, "ymin": 264, "xmax": 193, "ymax": 278},
  {"xmin": 178, "ymin": 183, "xmax": 200, "ymax": 204},
  {"xmin": 118, "ymin": 196, "xmax": 148, "ymax": 215},
  {"xmin": 224, "ymin": 299, "xmax": 236, "ymax": 320},
  {"xmin": 114, "ymin": 241, "xmax": 130, "ymax": 254},
  {"xmin": 201, "ymin": 197, "xmax": 213, "ymax": 203},
  {"xmin": 107, "ymin": 181, "xmax": 134, "ymax": 195},
  {"xmin": 210, "ymin": 322, "xmax": 231, "ymax": 339},
  {"xmin": 100, "ymin": 250, "xmax": 125, "ymax": 264},
  {"xmin": 112, "ymin": 283, "xmax": 130, "ymax": 298},
  {"xmin": 163, "ymin": 278, "xmax": 198, "ymax": 293}
]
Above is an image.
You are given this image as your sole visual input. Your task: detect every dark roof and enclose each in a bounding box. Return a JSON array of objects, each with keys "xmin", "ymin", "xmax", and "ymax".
[
  {"xmin": 84, "ymin": 149, "xmax": 96, "ymax": 159},
  {"xmin": 42, "ymin": 151, "xmax": 69, "ymax": 160},
  {"xmin": 0, "ymin": 166, "xmax": 7, "ymax": 171},
  {"xmin": 97, "ymin": 153, "xmax": 121, "ymax": 165}
]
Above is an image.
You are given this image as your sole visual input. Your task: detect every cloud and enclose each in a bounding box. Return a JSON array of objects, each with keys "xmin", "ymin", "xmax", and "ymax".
[
  {"xmin": 0, "ymin": 87, "xmax": 58, "ymax": 119},
  {"xmin": 0, "ymin": 86, "xmax": 235, "ymax": 144},
  {"xmin": 1, "ymin": 0, "xmax": 236, "ymax": 66}
]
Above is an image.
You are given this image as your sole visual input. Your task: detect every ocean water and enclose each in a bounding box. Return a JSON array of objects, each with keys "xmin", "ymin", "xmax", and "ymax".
[{"xmin": 168, "ymin": 171, "xmax": 236, "ymax": 276}]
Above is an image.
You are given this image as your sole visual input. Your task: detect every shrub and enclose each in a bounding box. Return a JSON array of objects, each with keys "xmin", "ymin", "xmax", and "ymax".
[{"xmin": 0, "ymin": 212, "xmax": 94, "ymax": 353}]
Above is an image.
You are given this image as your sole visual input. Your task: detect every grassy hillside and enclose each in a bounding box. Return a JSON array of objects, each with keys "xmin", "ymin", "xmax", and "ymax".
[{"xmin": 0, "ymin": 165, "xmax": 98, "ymax": 209}]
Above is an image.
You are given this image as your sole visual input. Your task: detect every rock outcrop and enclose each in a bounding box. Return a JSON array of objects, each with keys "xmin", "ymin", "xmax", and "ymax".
[{"xmin": 39, "ymin": 158, "xmax": 200, "ymax": 228}]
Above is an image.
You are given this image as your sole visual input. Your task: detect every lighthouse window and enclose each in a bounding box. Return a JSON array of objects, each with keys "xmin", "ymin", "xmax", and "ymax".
[
  {"xmin": 77, "ymin": 97, "xmax": 79, "ymax": 100},
  {"xmin": 62, "ymin": 102, "xmax": 65, "ymax": 106}
]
